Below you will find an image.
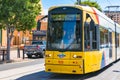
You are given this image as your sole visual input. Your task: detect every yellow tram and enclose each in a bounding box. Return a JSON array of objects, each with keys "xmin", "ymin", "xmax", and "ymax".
[{"xmin": 45, "ymin": 5, "xmax": 120, "ymax": 74}]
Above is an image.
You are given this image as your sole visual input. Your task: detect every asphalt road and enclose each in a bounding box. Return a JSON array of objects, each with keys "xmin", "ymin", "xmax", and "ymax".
[
  {"xmin": 1, "ymin": 58, "xmax": 120, "ymax": 80},
  {"xmin": 0, "ymin": 58, "xmax": 44, "ymax": 71}
]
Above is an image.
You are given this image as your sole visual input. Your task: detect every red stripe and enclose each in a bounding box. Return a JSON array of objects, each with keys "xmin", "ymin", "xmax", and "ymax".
[{"xmin": 91, "ymin": 8, "xmax": 99, "ymax": 24}]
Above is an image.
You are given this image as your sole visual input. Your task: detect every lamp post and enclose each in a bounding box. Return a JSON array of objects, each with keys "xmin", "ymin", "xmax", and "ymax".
[{"xmin": 77, "ymin": 0, "xmax": 81, "ymax": 5}]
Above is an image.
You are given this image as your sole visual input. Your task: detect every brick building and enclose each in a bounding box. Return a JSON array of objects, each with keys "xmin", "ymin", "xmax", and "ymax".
[
  {"xmin": 0, "ymin": 1, "xmax": 48, "ymax": 46},
  {"xmin": 0, "ymin": 15, "xmax": 47, "ymax": 46},
  {"xmin": 104, "ymin": 11, "xmax": 120, "ymax": 24}
]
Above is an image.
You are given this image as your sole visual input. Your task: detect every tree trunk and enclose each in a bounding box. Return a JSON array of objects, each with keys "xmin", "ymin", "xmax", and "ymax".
[
  {"xmin": 6, "ymin": 26, "xmax": 11, "ymax": 60},
  {"xmin": 6, "ymin": 25, "xmax": 15, "ymax": 61}
]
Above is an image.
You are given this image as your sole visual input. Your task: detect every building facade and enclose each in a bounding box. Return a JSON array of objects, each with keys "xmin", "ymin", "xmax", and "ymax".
[
  {"xmin": 104, "ymin": 11, "xmax": 120, "ymax": 24},
  {"xmin": 0, "ymin": 0, "xmax": 48, "ymax": 47}
]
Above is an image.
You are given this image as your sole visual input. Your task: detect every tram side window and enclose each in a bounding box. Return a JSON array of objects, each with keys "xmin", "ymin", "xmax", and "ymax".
[
  {"xmin": 84, "ymin": 22, "xmax": 90, "ymax": 50},
  {"xmin": 92, "ymin": 25, "xmax": 97, "ymax": 49},
  {"xmin": 84, "ymin": 13, "xmax": 98, "ymax": 50},
  {"xmin": 84, "ymin": 23, "xmax": 98, "ymax": 50},
  {"xmin": 100, "ymin": 27, "xmax": 109, "ymax": 48}
]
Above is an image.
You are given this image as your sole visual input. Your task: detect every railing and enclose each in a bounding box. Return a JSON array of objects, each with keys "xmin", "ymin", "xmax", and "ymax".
[{"xmin": 0, "ymin": 47, "xmax": 7, "ymax": 61}]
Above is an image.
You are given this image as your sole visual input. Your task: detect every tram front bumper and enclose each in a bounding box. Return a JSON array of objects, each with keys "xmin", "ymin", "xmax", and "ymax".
[
  {"xmin": 45, "ymin": 59, "xmax": 84, "ymax": 74},
  {"xmin": 45, "ymin": 64, "xmax": 84, "ymax": 74}
]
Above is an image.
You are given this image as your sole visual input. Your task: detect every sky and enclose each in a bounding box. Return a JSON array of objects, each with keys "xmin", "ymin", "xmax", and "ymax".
[{"xmin": 41, "ymin": 0, "xmax": 120, "ymax": 15}]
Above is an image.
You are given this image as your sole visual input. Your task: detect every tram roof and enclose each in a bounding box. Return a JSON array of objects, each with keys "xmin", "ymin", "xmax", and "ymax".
[
  {"xmin": 49, "ymin": 5, "xmax": 94, "ymax": 12},
  {"xmin": 49, "ymin": 5, "xmax": 120, "ymax": 33},
  {"xmin": 93, "ymin": 7, "xmax": 120, "ymax": 33}
]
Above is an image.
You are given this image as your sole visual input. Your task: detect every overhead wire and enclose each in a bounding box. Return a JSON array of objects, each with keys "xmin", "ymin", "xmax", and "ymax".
[
  {"xmin": 106, "ymin": 0, "xmax": 112, "ymax": 6},
  {"xmin": 70, "ymin": 0, "xmax": 74, "ymax": 2},
  {"xmin": 70, "ymin": 0, "xmax": 75, "ymax": 4},
  {"xmin": 94, "ymin": 0, "xmax": 113, "ymax": 11}
]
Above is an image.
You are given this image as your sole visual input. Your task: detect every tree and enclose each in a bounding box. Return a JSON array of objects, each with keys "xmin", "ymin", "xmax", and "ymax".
[
  {"xmin": 0, "ymin": 0, "xmax": 41, "ymax": 60},
  {"xmin": 76, "ymin": 0, "xmax": 102, "ymax": 11}
]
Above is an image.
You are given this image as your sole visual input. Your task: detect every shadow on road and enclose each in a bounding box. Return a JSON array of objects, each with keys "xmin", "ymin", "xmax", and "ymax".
[
  {"xmin": 16, "ymin": 63, "xmax": 113, "ymax": 80},
  {"xmin": 16, "ymin": 71, "xmax": 50, "ymax": 80},
  {"xmin": 17, "ymin": 59, "xmax": 120, "ymax": 80}
]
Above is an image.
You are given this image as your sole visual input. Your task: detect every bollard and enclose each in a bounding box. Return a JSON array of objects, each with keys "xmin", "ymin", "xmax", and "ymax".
[
  {"xmin": 17, "ymin": 48, "xmax": 20, "ymax": 58},
  {"xmin": 2, "ymin": 50, "xmax": 5, "ymax": 61},
  {"xmin": 23, "ymin": 49, "xmax": 25, "ymax": 59}
]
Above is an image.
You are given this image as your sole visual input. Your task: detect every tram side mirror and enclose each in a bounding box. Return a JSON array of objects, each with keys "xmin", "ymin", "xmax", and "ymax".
[
  {"xmin": 37, "ymin": 15, "xmax": 48, "ymax": 31},
  {"xmin": 37, "ymin": 20, "xmax": 41, "ymax": 31},
  {"xmin": 90, "ymin": 19, "xmax": 95, "ymax": 31}
]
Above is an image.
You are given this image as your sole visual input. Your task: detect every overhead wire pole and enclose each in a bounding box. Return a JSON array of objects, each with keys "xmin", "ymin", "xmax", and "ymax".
[{"xmin": 77, "ymin": 0, "xmax": 81, "ymax": 5}]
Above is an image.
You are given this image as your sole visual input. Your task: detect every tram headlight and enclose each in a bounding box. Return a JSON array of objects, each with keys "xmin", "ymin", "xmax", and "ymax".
[
  {"xmin": 48, "ymin": 54, "xmax": 52, "ymax": 57},
  {"xmin": 46, "ymin": 54, "xmax": 52, "ymax": 57},
  {"xmin": 73, "ymin": 55, "xmax": 77, "ymax": 58},
  {"xmin": 73, "ymin": 55, "xmax": 82, "ymax": 58}
]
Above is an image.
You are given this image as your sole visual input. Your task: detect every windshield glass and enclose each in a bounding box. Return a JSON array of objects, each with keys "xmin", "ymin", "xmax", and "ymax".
[
  {"xmin": 32, "ymin": 41, "xmax": 43, "ymax": 45},
  {"xmin": 47, "ymin": 13, "xmax": 82, "ymax": 51}
]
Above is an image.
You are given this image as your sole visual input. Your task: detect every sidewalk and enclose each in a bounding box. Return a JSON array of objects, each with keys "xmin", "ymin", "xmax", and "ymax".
[
  {"xmin": 0, "ymin": 63, "xmax": 44, "ymax": 80},
  {"xmin": 0, "ymin": 48, "xmax": 29, "ymax": 64},
  {"xmin": 10, "ymin": 49, "xmax": 28, "ymax": 62}
]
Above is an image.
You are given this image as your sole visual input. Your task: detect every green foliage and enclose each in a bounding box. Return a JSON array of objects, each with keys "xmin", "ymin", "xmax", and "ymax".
[
  {"xmin": 76, "ymin": 0, "xmax": 102, "ymax": 11},
  {"xmin": 0, "ymin": 0, "xmax": 41, "ymax": 31},
  {"xmin": 0, "ymin": 0, "xmax": 41, "ymax": 60}
]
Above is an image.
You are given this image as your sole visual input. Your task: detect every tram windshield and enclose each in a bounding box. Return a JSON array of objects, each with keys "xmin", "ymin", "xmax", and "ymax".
[{"xmin": 47, "ymin": 13, "xmax": 82, "ymax": 51}]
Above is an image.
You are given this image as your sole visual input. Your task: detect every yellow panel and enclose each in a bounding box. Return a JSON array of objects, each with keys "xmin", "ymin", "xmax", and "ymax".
[
  {"xmin": 45, "ymin": 51, "xmax": 103, "ymax": 74},
  {"xmin": 52, "ymin": 59, "xmax": 70, "ymax": 65},
  {"xmin": 46, "ymin": 59, "xmax": 83, "ymax": 65},
  {"xmin": 69, "ymin": 60, "xmax": 83, "ymax": 66},
  {"xmin": 45, "ymin": 59, "xmax": 53, "ymax": 64},
  {"xmin": 45, "ymin": 51, "xmax": 54, "ymax": 59},
  {"xmin": 70, "ymin": 52, "xmax": 84, "ymax": 59},
  {"xmin": 45, "ymin": 64, "xmax": 83, "ymax": 74},
  {"xmin": 84, "ymin": 51, "xmax": 102, "ymax": 73},
  {"xmin": 45, "ymin": 65, "xmax": 61, "ymax": 73},
  {"xmin": 112, "ymin": 32, "xmax": 116, "ymax": 61}
]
